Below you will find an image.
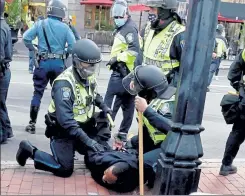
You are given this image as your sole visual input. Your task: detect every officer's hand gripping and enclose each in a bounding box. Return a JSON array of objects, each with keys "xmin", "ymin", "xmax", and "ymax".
[
  {"xmin": 88, "ymin": 139, "xmax": 107, "ymax": 152},
  {"xmin": 106, "ymin": 57, "xmax": 118, "ymax": 70}
]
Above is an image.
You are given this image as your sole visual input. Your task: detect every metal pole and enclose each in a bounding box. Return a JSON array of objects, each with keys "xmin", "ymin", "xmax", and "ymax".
[{"xmin": 152, "ymin": 0, "xmax": 221, "ymax": 195}]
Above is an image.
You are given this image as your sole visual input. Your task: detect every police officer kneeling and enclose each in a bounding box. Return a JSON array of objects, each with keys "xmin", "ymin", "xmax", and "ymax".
[{"xmin": 16, "ymin": 39, "xmax": 112, "ymax": 177}]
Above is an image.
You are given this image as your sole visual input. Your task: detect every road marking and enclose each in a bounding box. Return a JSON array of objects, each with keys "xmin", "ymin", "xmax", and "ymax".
[
  {"xmin": 210, "ymin": 84, "xmax": 230, "ymax": 88},
  {"xmin": 10, "ymin": 81, "xmax": 107, "ymax": 89}
]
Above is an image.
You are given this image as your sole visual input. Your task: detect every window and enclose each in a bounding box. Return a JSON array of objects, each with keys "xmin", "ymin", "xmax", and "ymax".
[
  {"xmin": 85, "ymin": 6, "xmax": 93, "ymax": 28},
  {"xmin": 84, "ymin": 5, "xmax": 112, "ymax": 29}
]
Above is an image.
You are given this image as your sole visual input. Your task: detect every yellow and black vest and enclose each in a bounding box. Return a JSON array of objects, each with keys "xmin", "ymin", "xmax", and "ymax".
[
  {"xmin": 143, "ymin": 21, "xmax": 185, "ymax": 75},
  {"xmin": 143, "ymin": 96, "xmax": 175, "ymax": 145},
  {"xmin": 48, "ymin": 67, "xmax": 97, "ymax": 123}
]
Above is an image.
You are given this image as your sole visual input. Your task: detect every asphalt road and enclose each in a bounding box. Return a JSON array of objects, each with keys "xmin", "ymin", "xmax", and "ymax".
[{"xmin": 1, "ymin": 59, "xmax": 245, "ymax": 162}]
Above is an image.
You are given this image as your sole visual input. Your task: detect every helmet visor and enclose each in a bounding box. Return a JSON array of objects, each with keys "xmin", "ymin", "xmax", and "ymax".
[
  {"xmin": 110, "ymin": 4, "xmax": 127, "ymax": 18},
  {"xmin": 122, "ymin": 72, "xmax": 143, "ymax": 95}
]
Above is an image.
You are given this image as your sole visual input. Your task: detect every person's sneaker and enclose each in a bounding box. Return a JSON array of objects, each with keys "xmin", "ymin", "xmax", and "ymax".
[
  {"xmin": 25, "ymin": 122, "xmax": 36, "ymax": 134},
  {"xmin": 16, "ymin": 140, "xmax": 35, "ymax": 166},
  {"xmin": 219, "ymin": 164, "xmax": 237, "ymax": 176},
  {"xmin": 29, "ymin": 70, "xmax": 33, "ymax": 74},
  {"xmin": 214, "ymin": 76, "xmax": 219, "ymax": 80}
]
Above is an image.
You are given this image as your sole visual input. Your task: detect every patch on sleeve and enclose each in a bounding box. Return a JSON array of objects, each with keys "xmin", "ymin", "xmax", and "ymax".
[
  {"xmin": 180, "ymin": 40, "xmax": 185, "ymax": 49},
  {"xmin": 126, "ymin": 33, "xmax": 134, "ymax": 44},
  {"xmin": 61, "ymin": 87, "xmax": 71, "ymax": 100}
]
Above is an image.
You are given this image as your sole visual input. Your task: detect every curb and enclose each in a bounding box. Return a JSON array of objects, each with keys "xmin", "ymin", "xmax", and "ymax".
[{"xmin": 2, "ymin": 159, "xmax": 245, "ymax": 170}]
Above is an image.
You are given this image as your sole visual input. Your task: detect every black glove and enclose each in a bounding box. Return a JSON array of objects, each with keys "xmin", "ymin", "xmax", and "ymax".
[
  {"xmin": 231, "ymin": 81, "xmax": 240, "ymax": 92},
  {"xmin": 100, "ymin": 104, "xmax": 112, "ymax": 116},
  {"xmin": 88, "ymin": 139, "xmax": 107, "ymax": 152},
  {"xmin": 223, "ymin": 52, "xmax": 227, "ymax": 60},
  {"xmin": 106, "ymin": 57, "xmax": 118, "ymax": 70}
]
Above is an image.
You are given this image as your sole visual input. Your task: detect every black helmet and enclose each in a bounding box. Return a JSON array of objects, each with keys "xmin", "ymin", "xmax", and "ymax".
[
  {"xmin": 72, "ymin": 39, "xmax": 101, "ymax": 79},
  {"xmin": 122, "ymin": 65, "xmax": 176, "ymax": 100},
  {"xmin": 47, "ymin": 0, "xmax": 66, "ymax": 19},
  {"xmin": 0, "ymin": 0, "xmax": 5, "ymax": 16},
  {"xmin": 72, "ymin": 39, "xmax": 102, "ymax": 64},
  {"xmin": 146, "ymin": 0, "xmax": 177, "ymax": 10}
]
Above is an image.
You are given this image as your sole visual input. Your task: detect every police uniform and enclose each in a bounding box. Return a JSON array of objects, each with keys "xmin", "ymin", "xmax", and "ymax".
[
  {"xmin": 23, "ymin": 0, "xmax": 76, "ymax": 134},
  {"xmin": 207, "ymin": 32, "xmax": 228, "ymax": 86},
  {"xmin": 26, "ymin": 18, "xmax": 39, "ymax": 73},
  {"xmin": 141, "ymin": 17, "xmax": 185, "ymax": 87},
  {"xmin": 16, "ymin": 38, "xmax": 111, "ymax": 177},
  {"xmin": 16, "ymin": 67, "xmax": 111, "ymax": 177},
  {"xmin": 220, "ymin": 49, "xmax": 245, "ymax": 175},
  {"xmin": 0, "ymin": 1, "xmax": 13, "ymax": 144},
  {"xmin": 104, "ymin": 17, "xmax": 140, "ymax": 136}
]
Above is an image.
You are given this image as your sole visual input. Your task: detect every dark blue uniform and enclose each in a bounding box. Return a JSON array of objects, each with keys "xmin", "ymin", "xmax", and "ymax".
[
  {"xmin": 0, "ymin": 16, "xmax": 13, "ymax": 143},
  {"xmin": 21, "ymin": 79, "xmax": 111, "ymax": 177},
  {"xmin": 104, "ymin": 18, "xmax": 140, "ymax": 136},
  {"xmin": 23, "ymin": 16, "xmax": 75, "ymax": 133},
  {"xmin": 85, "ymin": 106, "xmax": 173, "ymax": 191}
]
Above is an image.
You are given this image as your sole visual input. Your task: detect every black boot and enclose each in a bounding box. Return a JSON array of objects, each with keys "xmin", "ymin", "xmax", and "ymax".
[
  {"xmin": 16, "ymin": 140, "xmax": 36, "ymax": 166},
  {"xmin": 25, "ymin": 106, "xmax": 39, "ymax": 134},
  {"xmin": 219, "ymin": 164, "xmax": 237, "ymax": 176}
]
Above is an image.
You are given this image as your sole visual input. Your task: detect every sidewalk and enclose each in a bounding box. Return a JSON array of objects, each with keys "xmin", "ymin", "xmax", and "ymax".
[{"xmin": 1, "ymin": 161, "xmax": 245, "ymax": 195}]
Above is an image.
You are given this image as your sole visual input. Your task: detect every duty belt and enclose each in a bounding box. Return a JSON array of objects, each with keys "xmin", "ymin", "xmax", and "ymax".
[{"xmin": 39, "ymin": 53, "xmax": 66, "ymax": 60}]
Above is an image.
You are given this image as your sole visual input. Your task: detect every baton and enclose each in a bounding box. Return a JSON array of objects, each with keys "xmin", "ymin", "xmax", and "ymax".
[
  {"xmin": 138, "ymin": 112, "xmax": 144, "ymax": 195},
  {"xmin": 107, "ymin": 113, "xmax": 115, "ymax": 128}
]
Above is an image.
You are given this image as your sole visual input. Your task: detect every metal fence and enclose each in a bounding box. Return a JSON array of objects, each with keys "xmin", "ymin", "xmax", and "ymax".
[{"xmin": 85, "ymin": 31, "xmax": 114, "ymax": 53}]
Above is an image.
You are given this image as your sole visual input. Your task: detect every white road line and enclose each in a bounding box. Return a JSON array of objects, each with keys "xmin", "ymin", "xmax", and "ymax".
[
  {"xmin": 10, "ymin": 81, "xmax": 107, "ymax": 89},
  {"xmin": 210, "ymin": 84, "xmax": 230, "ymax": 88}
]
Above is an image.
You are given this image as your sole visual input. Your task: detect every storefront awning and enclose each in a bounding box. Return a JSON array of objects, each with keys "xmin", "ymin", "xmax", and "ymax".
[
  {"xmin": 219, "ymin": 2, "xmax": 245, "ymax": 20},
  {"xmin": 80, "ymin": 0, "xmax": 113, "ymax": 6},
  {"xmin": 218, "ymin": 13, "xmax": 244, "ymax": 24},
  {"xmin": 128, "ymin": 4, "xmax": 150, "ymax": 12}
]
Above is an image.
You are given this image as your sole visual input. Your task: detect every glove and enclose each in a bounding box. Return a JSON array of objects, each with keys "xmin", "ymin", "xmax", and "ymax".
[
  {"xmin": 231, "ymin": 81, "xmax": 240, "ymax": 92},
  {"xmin": 101, "ymin": 104, "xmax": 113, "ymax": 116},
  {"xmin": 87, "ymin": 139, "xmax": 106, "ymax": 152},
  {"xmin": 106, "ymin": 57, "xmax": 118, "ymax": 70},
  {"xmin": 223, "ymin": 52, "xmax": 227, "ymax": 60}
]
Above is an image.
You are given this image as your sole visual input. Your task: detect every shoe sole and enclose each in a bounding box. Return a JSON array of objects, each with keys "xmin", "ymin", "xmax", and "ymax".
[
  {"xmin": 219, "ymin": 169, "xmax": 237, "ymax": 176},
  {"xmin": 25, "ymin": 127, "xmax": 36, "ymax": 134},
  {"xmin": 16, "ymin": 141, "xmax": 33, "ymax": 166}
]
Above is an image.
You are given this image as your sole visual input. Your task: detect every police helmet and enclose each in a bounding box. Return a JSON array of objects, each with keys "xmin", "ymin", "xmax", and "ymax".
[
  {"xmin": 122, "ymin": 65, "xmax": 176, "ymax": 100},
  {"xmin": 72, "ymin": 39, "xmax": 101, "ymax": 79},
  {"xmin": 216, "ymin": 24, "xmax": 224, "ymax": 34},
  {"xmin": 47, "ymin": 0, "xmax": 67, "ymax": 19},
  {"xmin": 146, "ymin": 0, "xmax": 178, "ymax": 10},
  {"xmin": 0, "ymin": 0, "xmax": 5, "ymax": 16},
  {"xmin": 72, "ymin": 39, "xmax": 101, "ymax": 64},
  {"xmin": 110, "ymin": 0, "xmax": 128, "ymax": 18}
]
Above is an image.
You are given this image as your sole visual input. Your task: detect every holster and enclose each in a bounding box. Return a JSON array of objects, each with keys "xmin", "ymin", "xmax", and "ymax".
[
  {"xmin": 44, "ymin": 114, "xmax": 62, "ymax": 138},
  {"xmin": 111, "ymin": 62, "xmax": 129, "ymax": 78}
]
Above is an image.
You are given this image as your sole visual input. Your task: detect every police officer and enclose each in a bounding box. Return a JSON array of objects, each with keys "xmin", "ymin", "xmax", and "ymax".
[
  {"xmin": 67, "ymin": 15, "xmax": 81, "ymax": 41},
  {"xmin": 85, "ymin": 65, "xmax": 176, "ymax": 191},
  {"xmin": 220, "ymin": 49, "xmax": 245, "ymax": 176},
  {"xmin": 16, "ymin": 39, "xmax": 112, "ymax": 177},
  {"xmin": 0, "ymin": 0, "xmax": 13, "ymax": 144},
  {"xmin": 104, "ymin": 0, "xmax": 140, "ymax": 143},
  {"xmin": 123, "ymin": 65, "xmax": 175, "ymax": 186},
  {"xmin": 23, "ymin": 0, "xmax": 76, "ymax": 134},
  {"xmin": 207, "ymin": 24, "xmax": 228, "ymax": 91},
  {"xmin": 141, "ymin": 0, "xmax": 185, "ymax": 87}
]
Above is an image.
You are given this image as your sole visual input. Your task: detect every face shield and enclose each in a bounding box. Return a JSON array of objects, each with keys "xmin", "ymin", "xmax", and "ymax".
[
  {"xmin": 73, "ymin": 56, "xmax": 97, "ymax": 79},
  {"xmin": 122, "ymin": 72, "xmax": 143, "ymax": 95},
  {"xmin": 110, "ymin": 4, "xmax": 127, "ymax": 18}
]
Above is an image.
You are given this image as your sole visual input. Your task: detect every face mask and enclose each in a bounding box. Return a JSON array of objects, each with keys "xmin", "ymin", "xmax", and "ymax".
[
  {"xmin": 148, "ymin": 13, "xmax": 157, "ymax": 23},
  {"xmin": 114, "ymin": 18, "xmax": 127, "ymax": 28}
]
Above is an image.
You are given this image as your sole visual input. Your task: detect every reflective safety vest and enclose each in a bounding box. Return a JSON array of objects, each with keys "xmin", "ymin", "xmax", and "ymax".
[
  {"xmin": 143, "ymin": 96, "xmax": 175, "ymax": 145},
  {"xmin": 242, "ymin": 49, "xmax": 245, "ymax": 63},
  {"xmin": 110, "ymin": 32, "xmax": 138, "ymax": 72},
  {"xmin": 143, "ymin": 21, "xmax": 185, "ymax": 75},
  {"xmin": 48, "ymin": 67, "xmax": 97, "ymax": 123}
]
